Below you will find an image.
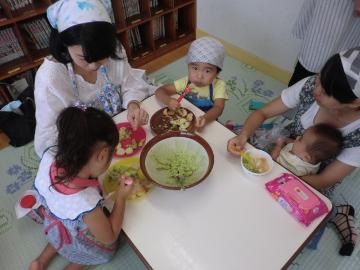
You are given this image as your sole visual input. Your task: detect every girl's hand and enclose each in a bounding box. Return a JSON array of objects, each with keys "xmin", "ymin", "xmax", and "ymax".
[
  {"xmin": 195, "ymin": 115, "xmax": 207, "ymax": 129},
  {"xmin": 127, "ymin": 102, "xmax": 149, "ymax": 130},
  {"xmin": 117, "ymin": 175, "xmax": 134, "ymax": 200},
  {"xmin": 227, "ymin": 134, "xmax": 247, "ymax": 155},
  {"xmin": 168, "ymin": 98, "xmax": 180, "ymax": 111}
]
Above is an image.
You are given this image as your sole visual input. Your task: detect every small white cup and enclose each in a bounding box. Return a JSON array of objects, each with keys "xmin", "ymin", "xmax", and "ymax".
[{"xmin": 241, "ymin": 148, "xmax": 274, "ymax": 177}]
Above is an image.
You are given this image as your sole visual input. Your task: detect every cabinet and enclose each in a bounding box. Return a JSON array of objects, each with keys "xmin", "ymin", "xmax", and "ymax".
[{"xmin": 0, "ymin": 0, "xmax": 196, "ymax": 83}]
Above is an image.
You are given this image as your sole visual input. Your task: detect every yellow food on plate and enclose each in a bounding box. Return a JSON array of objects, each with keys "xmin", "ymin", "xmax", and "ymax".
[{"xmin": 102, "ymin": 157, "xmax": 153, "ymax": 201}]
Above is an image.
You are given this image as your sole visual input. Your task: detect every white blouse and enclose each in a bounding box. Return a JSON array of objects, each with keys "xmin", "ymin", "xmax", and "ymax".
[
  {"xmin": 34, "ymin": 48, "xmax": 155, "ymax": 157},
  {"xmin": 281, "ymin": 78, "xmax": 360, "ymax": 167}
]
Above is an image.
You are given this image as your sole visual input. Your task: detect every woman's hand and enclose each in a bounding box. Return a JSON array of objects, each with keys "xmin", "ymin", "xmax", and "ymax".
[
  {"xmin": 127, "ymin": 101, "xmax": 149, "ymax": 130},
  {"xmin": 227, "ymin": 133, "xmax": 248, "ymax": 155},
  {"xmin": 227, "ymin": 97, "xmax": 290, "ymax": 155}
]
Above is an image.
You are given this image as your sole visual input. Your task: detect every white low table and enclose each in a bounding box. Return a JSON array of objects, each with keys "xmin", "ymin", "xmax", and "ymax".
[{"xmin": 112, "ymin": 95, "xmax": 332, "ymax": 270}]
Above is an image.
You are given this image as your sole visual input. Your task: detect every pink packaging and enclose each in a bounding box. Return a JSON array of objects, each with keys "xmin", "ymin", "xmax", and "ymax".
[{"xmin": 265, "ymin": 173, "xmax": 329, "ymax": 226}]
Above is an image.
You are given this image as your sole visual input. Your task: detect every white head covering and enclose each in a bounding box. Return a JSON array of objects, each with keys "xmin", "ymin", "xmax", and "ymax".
[
  {"xmin": 47, "ymin": 0, "xmax": 112, "ymax": 32},
  {"xmin": 186, "ymin": 37, "xmax": 226, "ymax": 69},
  {"xmin": 339, "ymin": 47, "xmax": 360, "ymax": 98}
]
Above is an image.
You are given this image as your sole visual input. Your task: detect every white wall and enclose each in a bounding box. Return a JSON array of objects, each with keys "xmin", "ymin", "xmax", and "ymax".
[{"xmin": 197, "ymin": 0, "xmax": 305, "ymax": 72}]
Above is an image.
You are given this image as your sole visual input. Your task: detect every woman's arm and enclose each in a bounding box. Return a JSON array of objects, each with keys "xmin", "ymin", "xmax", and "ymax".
[
  {"xmin": 227, "ymin": 96, "xmax": 290, "ymax": 154},
  {"xmin": 155, "ymin": 84, "xmax": 179, "ymax": 110},
  {"xmin": 34, "ymin": 85, "xmax": 66, "ymax": 156},
  {"xmin": 196, "ymin": 98, "xmax": 225, "ymax": 129},
  {"xmin": 117, "ymin": 48, "xmax": 150, "ymax": 108},
  {"xmin": 302, "ymin": 160, "xmax": 356, "ymax": 190}
]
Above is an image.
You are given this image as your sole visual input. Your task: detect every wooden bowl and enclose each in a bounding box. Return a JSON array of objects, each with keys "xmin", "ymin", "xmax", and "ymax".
[
  {"xmin": 150, "ymin": 107, "xmax": 196, "ymax": 135},
  {"xmin": 140, "ymin": 131, "xmax": 214, "ymax": 189}
]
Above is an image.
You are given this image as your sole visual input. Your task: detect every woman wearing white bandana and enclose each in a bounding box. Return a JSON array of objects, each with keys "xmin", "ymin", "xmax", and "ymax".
[
  {"xmin": 228, "ymin": 48, "xmax": 360, "ymax": 256},
  {"xmin": 34, "ymin": 0, "xmax": 154, "ymax": 157}
]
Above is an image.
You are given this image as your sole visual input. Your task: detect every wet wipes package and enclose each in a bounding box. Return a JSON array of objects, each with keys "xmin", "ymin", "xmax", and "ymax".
[{"xmin": 265, "ymin": 173, "xmax": 329, "ymax": 226}]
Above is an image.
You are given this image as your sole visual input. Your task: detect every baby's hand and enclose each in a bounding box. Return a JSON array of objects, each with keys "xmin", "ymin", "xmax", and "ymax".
[
  {"xmin": 117, "ymin": 175, "xmax": 134, "ymax": 200},
  {"xmin": 195, "ymin": 115, "xmax": 207, "ymax": 129},
  {"xmin": 167, "ymin": 98, "xmax": 180, "ymax": 111},
  {"xmin": 275, "ymin": 137, "xmax": 286, "ymax": 146}
]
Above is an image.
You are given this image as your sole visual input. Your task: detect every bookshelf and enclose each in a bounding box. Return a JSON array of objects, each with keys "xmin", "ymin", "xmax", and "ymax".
[
  {"xmin": 113, "ymin": 0, "xmax": 196, "ymax": 67},
  {"xmin": 0, "ymin": 0, "xmax": 196, "ymax": 87}
]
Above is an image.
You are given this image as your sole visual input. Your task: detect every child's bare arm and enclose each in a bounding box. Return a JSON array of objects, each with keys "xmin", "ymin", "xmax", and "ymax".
[
  {"xmin": 270, "ymin": 137, "xmax": 293, "ymax": 159},
  {"xmin": 196, "ymin": 98, "xmax": 225, "ymax": 129},
  {"xmin": 155, "ymin": 84, "xmax": 179, "ymax": 110},
  {"xmin": 83, "ymin": 180, "xmax": 133, "ymax": 244}
]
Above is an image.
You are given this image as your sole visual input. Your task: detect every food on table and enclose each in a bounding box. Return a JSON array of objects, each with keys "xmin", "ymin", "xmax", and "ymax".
[
  {"xmin": 103, "ymin": 159, "xmax": 153, "ymax": 201},
  {"xmin": 141, "ymin": 133, "xmax": 214, "ymax": 190},
  {"xmin": 242, "ymin": 152, "xmax": 269, "ymax": 173},
  {"xmin": 152, "ymin": 107, "xmax": 195, "ymax": 134},
  {"xmin": 119, "ymin": 126, "xmax": 131, "ymax": 140},
  {"xmin": 151, "ymin": 148, "xmax": 201, "ymax": 187},
  {"xmin": 115, "ymin": 124, "xmax": 146, "ymax": 157}
]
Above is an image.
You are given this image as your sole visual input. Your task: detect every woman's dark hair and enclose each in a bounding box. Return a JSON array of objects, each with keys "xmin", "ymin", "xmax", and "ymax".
[
  {"xmin": 49, "ymin": 21, "xmax": 121, "ymax": 64},
  {"xmin": 320, "ymin": 54, "xmax": 357, "ymax": 103},
  {"xmin": 55, "ymin": 107, "xmax": 119, "ymax": 182}
]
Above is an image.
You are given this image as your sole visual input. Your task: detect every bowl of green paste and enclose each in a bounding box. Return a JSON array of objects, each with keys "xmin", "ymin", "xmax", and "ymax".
[{"xmin": 140, "ymin": 132, "xmax": 214, "ymax": 189}]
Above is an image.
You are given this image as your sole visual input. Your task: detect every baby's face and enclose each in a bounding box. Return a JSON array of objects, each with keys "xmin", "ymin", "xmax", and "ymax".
[
  {"xmin": 291, "ymin": 129, "xmax": 316, "ymax": 163},
  {"xmin": 188, "ymin": 62, "xmax": 218, "ymax": 87}
]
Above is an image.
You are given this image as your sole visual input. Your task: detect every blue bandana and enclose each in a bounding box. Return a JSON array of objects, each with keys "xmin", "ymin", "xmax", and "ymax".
[{"xmin": 47, "ymin": 0, "xmax": 112, "ymax": 32}]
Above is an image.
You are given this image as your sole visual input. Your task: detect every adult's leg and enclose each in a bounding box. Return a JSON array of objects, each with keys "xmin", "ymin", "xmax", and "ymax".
[
  {"xmin": 288, "ymin": 60, "xmax": 316, "ymax": 86},
  {"xmin": 331, "ymin": 205, "xmax": 358, "ymax": 256},
  {"xmin": 29, "ymin": 243, "xmax": 58, "ymax": 270}
]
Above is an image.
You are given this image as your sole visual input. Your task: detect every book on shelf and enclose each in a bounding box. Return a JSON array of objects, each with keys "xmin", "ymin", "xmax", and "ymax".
[
  {"xmin": 127, "ymin": 27, "xmax": 143, "ymax": 50},
  {"xmin": 122, "ymin": 0, "xmax": 140, "ymax": 19},
  {"xmin": 5, "ymin": 0, "xmax": 33, "ymax": 12},
  {"xmin": 6, "ymin": 0, "xmax": 32, "ymax": 11},
  {"xmin": 153, "ymin": 16, "xmax": 165, "ymax": 40},
  {"xmin": 21, "ymin": 17, "xmax": 51, "ymax": 50},
  {"xmin": 0, "ymin": 27, "xmax": 24, "ymax": 65},
  {"xmin": 149, "ymin": 0, "xmax": 159, "ymax": 8}
]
